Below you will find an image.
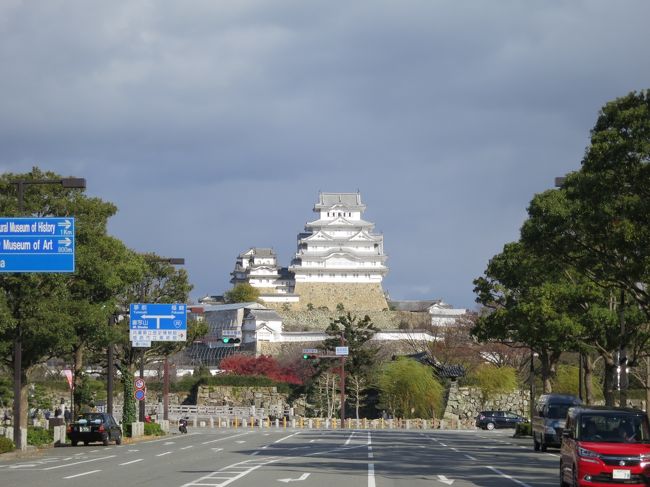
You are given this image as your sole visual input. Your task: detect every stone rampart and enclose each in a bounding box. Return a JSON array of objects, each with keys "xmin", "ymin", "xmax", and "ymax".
[
  {"xmin": 443, "ymin": 384, "xmax": 530, "ymax": 427},
  {"xmin": 293, "ymin": 282, "xmax": 388, "ymax": 311}
]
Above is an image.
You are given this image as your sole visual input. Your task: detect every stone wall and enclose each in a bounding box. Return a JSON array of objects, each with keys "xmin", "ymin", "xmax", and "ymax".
[
  {"xmin": 293, "ymin": 282, "xmax": 388, "ymax": 311},
  {"xmin": 443, "ymin": 384, "xmax": 530, "ymax": 427},
  {"xmin": 278, "ymin": 307, "xmax": 402, "ymax": 331},
  {"xmin": 196, "ymin": 385, "xmax": 304, "ymax": 417},
  {"xmin": 257, "ymin": 338, "xmax": 415, "ymax": 361}
]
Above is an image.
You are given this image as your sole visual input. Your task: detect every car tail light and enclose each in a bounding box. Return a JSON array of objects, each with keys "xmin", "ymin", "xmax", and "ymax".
[
  {"xmin": 66, "ymin": 425, "xmax": 72, "ymax": 434},
  {"xmin": 98, "ymin": 424, "xmax": 105, "ymax": 432}
]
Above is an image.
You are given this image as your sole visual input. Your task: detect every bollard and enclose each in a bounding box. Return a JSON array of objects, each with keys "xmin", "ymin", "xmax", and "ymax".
[
  {"xmin": 200, "ymin": 421, "xmax": 206, "ymax": 427},
  {"xmin": 300, "ymin": 417, "xmax": 304, "ymax": 429},
  {"xmin": 283, "ymin": 417, "xmax": 286, "ymax": 429},
  {"xmin": 316, "ymin": 418, "xmax": 321, "ymax": 429},
  {"xmin": 193, "ymin": 416, "xmax": 198, "ymax": 428},
  {"xmin": 275, "ymin": 418, "xmax": 279, "ymax": 429},
  {"xmin": 209, "ymin": 417, "xmax": 214, "ymax": 428},
  {"xmin": 308, "ymin": 419, "xmax": 313, "ymax": 429},
  {"xmin": 291, "ymin": 419, "xmax": 296, "ymax": 429}
]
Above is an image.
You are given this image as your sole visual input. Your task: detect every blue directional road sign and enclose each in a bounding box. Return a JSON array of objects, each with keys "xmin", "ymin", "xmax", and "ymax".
[
  {"xmin": 0, "ymin": 217, "xmax": 75, "ymax": 272},
  {"xmin": 129, "ymin": 303, "xmax": 188, "ymax": 342}
]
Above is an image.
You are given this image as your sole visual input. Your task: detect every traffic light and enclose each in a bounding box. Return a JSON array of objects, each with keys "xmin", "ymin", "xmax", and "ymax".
[
  {"xmin": 219, "ymin": 337, "xmax": 241, "ymax": 344},
  {"xmin": 302, "ymin": 354, "xmax": 318, "ymax": 360}
]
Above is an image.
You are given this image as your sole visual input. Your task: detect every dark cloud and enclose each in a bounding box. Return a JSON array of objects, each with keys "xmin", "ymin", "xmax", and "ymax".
[{"xmin": 1, "ymin": 0, "xmax": 649, "ymax": 308}]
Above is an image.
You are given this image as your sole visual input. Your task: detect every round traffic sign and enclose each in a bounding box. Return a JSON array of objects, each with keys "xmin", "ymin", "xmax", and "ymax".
[
  {"xmin": 134, "ymin": 389, "xmax": 146, "ymax": 401},
  {"xmin": 134, "ymin": 378, "xmax": 145, "ymax": 390}
]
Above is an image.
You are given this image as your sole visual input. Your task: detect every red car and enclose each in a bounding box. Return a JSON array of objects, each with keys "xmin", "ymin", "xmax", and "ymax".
[{"xmin": 560, "ymin": 406, "xmax": 650, "ymax": 486}]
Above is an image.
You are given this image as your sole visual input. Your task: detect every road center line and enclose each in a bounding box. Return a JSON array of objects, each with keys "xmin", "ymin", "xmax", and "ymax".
[
  {"xmin": 63, "ymin": 469, "xmax": 101, "ymax": 479},
  {"xmin": 486, "ymin": 466, "xmax": 533, "ymax": 487},
  {"xmin": 368, "ymin": 463, "xmax": 376, "ymax": 487},
  {"xmin": 156, "ymin": 451, "xmax": 172, "ymax": 457},
  {"xmin": 180, "ymin": 445, "xmax": 194, "ymax": 450},
  {"xmin": 345, "ymin": 431, "xmax": 355, "ymax": 445}
]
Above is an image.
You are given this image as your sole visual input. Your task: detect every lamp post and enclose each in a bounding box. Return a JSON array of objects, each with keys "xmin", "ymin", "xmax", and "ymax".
[{"xmin": 9, "ymin": 177, "xmax": 86, "ymax": 449}]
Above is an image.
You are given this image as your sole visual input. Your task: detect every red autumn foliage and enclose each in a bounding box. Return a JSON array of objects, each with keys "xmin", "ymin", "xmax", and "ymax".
[{"xmin": 219, "ymin": 355, "xmax": 303, "ymax": 385}]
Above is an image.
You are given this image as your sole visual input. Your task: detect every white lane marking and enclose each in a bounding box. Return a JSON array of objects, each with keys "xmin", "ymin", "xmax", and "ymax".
[
  {"xmin": 438, "ymin": 475, "xmax": 454, "ymax": 485},
  {"xmin": 274, "ymin": 432, "xmax": 300, "ymax": 444},
  {"xmin": 546, "ymin": 453, "xmax": 559, "ymax": 458},
  {"xmin": 63, "ymin": 469, "xmax": 101, "ymax": 479},
  {"xmin": 368, "ymin": 431, "xmax": 375, "ymax": 487},
  {"xmin": 119, "ymin": 459, "xmax": 144, "ymax": 466},
  {"xmin": 180, "ymin": 445, "xmax": 194, "ymax": 450},
  {"xmin": 236, "ymin": 440, "xmax": 246, "ymax": 444},
  {"xmin": 127, "ymin": 449, "xmax": 139, "ymax": 452},
  {"xmin": 451, "ymin": 447, "xmax": 459, "ymax": 452},
  {"xmin": 278, "ymin": 473, "xmax": 311, "ymax": 483},
  {"xmin": 251, "ymin": 451, "xmax": 259, "ymax": 456},
  {"xmin": 164, "ymin": 441, "xmax": 175, "ymax": 445},
  {"xmin": 439, "ymin": 443, "xmax": 447, "ymax": 447},
  {"xmin": 202, "ymin": 432, "xmax": 250, "ymax": 445},
  {"xmin": 345, "ymin": 431, "xmax": 355, "ymax": 445},
  {"xmin": 10, "ymin": 464, "xmax": 37, "ymax": 469},
  {"xmin": 156, "ymin": 451, "xmax": 172, "ymax": 457},
  {"xmin": 212, "ymin": 448, "xmax": 224, "ymax": 452},
  {"xmin": 465, "ymin": 454, "xmax": 477, "ymax": 461},
  {"xmin": 89, "ymin": 449, "xmax": 100, "ymax": 453},
  {"xmin": 486, "ymin": 466, "xmax": 533, "ymax": 487},
  {"xmin": 43, "ymin": 455, "xmax": 116, "ymax": 470}
]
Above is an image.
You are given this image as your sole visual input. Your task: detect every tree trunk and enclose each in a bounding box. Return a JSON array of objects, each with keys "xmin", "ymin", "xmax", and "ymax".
[
  {"xmin": 603, "ymin": 353, "xmax": 616, "ymax": 406},
  {"xmin": 19, "ymin": 369, "xmax": 28, "ymax": 430},
  {"xmin": 73, "ymin": 345, "xmax": 83, "ymax": 416},
  {"xmin": 584, "ymin": 354, "xmax": 595, "ymax": 405},
  {"xmin": 538, "ymin": 352, "xmax": 557, "ymax": 393}
]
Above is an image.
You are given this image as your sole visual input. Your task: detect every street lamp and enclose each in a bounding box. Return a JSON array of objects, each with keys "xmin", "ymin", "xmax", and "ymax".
[{"xmin": 9, "ymin": 177, "xmax": 86, "ymax": 450}]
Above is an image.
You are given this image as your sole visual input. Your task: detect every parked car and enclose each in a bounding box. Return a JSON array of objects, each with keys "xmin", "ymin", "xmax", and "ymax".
[
  {"xmin": 475, "ymin": 410, "xmax": 528, "ymax": 430},
  {"xmin": 533, "ymin": 393, "xmax": 582, "ymax": 451},
  {"xmin": 560, "ymin": 406, "xmax": 650, "ymax": 486},
  {"xmin": 67, "ymin": 412, "xmax": 122, "ymax": 446}
]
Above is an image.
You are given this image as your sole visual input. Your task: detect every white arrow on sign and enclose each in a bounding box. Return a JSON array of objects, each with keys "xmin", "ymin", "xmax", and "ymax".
[
  {"xmin": 278, "ymin": 473, "xmax": 310, "ymax": 483},
  {"xmin": 57, "ymin": 220, "xmax": 72, "ymax": 230},
  {"xmin": 437, "ymin": 475, "xmax": 454, "ymax": 485},
  {"xmin": 57, "ymin": 237, "xmax": 72, "ymax": 247},
  {"xmin": 142, "ymin": 314, "xmax": 176, "ymax": 329}
]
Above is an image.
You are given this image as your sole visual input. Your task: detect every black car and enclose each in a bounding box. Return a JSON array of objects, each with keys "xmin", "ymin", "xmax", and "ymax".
[
  {"xmin": 67, "ymin": 412, "xmax": 122, "ymax": 446},
  {"xmin": 475, "ymin": 410, "xmax": 528, "ymax": 430}
]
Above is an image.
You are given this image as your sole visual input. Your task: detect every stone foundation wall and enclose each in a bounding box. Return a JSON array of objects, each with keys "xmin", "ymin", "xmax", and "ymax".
[
  {"xmin": 293, "ymin": 282, "xmax": 388, "ymax": 311},
  {"xmin": 278, "ymin": 305, "xmax": 404, "ymax": 331},
  {"xmin": 196, "ymin": 385, "xmax": 303, "ymax": 416},
  {"xmin": 442, "ymin": 384, "xmax": 530, "ymax": 427}
]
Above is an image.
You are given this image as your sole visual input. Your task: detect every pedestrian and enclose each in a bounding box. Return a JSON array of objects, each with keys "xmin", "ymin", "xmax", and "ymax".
[
  {"xmin": 44, "ymin": 409, "xmax": 51, "ymax": 420},
  {"xmin": 3, "ymin": 409, "xmax": 10, "ymax": 425},
  {"xmin": 64, "ymin": 408, "xmax": 71, "ymax": 422}
]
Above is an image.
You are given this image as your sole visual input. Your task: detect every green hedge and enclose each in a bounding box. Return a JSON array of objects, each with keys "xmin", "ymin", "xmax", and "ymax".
[
  {"xmin": 27, "ymin": 427, "xmax": 53, "ymax": 447},
  {"xmin": 0, "ymin": 436, "xmax": 15, "ymax": 453},
  {"xmin": 144, "ymin": 422, "xmax": 165, "ymax": 436},
  {"xmin": 514, "ymin": 422, "xmax": 532, "ymax": 437}
]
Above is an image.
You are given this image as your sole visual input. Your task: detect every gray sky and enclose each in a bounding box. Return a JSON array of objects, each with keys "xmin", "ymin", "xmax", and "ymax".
[{"xmin": 1, "ymin": 1, "xmax": 648, "ymax": 309}]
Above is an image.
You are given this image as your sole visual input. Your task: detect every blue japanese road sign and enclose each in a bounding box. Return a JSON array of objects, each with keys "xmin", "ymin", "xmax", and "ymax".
[
  {"xmin": 0, "ymin": 217, "xmax": 75, "ymax": 272},
  {"xmin": 129, "ymin": 303, "xmax": 188, "ymax": 342}
]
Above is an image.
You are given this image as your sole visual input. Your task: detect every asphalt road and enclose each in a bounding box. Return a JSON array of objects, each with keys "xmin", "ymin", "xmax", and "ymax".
[{"xmin": 0, "ymin": 428, "xmax": 560, "ymax": 487}]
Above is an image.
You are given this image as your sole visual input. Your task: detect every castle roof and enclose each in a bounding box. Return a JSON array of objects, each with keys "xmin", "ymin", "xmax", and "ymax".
[
  {"xmin": 244, "ymin": 309, "xmax": 283, "ymax": 322},
  {"xmin": 314, "ymin": 192, "xmax": 366, "ymax": 211}
]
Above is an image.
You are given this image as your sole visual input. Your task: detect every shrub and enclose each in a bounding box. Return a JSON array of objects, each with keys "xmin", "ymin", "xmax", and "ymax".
[
  {"xmin": 515, "ymin": 422, "xmax": 532, "ymax": 437},
  {"xmin": 467, "ymin": 364, "xmax": 518, "ymax": 400},
  {"xmin": 144, "ymin": 422, "xmax": 164, "ymax": 436},
  {"xmin": 27, "ymin": 426, "xmax": 53, "ymax": 447},
  {"xmin": 0, "ymin": 436, "xmax": 15, "ymax": 453}
]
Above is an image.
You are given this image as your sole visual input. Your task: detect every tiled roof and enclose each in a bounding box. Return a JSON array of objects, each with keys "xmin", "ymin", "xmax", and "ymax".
[
  {"xmin": 244, "ymin": 309, "xmax": 283, "ymax": 321},
  {"xmin": 400, "ymin": 351, "xmax": 465, "ymax": 378},
  {"xmin": 389, "ymin": 300, "xmax": 439, "ymax": 312}
]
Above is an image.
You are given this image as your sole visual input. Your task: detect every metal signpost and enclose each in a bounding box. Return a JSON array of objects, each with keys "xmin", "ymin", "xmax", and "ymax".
[{"xmin": 0, "ymin": 217, "xmax": 75, "ymax": 272}]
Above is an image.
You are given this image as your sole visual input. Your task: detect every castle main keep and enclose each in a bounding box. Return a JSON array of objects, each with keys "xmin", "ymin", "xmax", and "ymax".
[{"xmin": 230, "ymin": 192, "xmax": 389, "ymax": 311}]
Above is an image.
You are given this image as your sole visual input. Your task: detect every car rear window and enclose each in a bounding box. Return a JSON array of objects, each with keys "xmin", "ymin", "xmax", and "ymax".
[
  {"xmin": 546, "ymin": 404, "xmax": 572, "ymax": 419},
  {"xmin": 77, "ymin": 413, "xmax": 104, "ymax": 424}
]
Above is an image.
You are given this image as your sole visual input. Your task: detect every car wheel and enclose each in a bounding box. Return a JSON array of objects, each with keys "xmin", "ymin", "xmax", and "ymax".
[
  {"xmin": 534, "ymin": 435, "xmax": 540, "ymax": 451},
  {"xmin": 541, "ymin": 439, "xmax": 548, "ymax": 452},
  {"xmin": 486, "ymin": 422, "xmax": 495, "ymax": 430},
  {"xmin": 103, "ymin": 437, "xmax": 109, "ymax": 446},
  {"xmin": 84, "ymin": 441, "xmax": 89, "ymax": 446},
  {"xmin": 71, "ymin": 440, "xmax": 78, "ymax": 447},
  {"xmin": 115, "ymin": 434, "xmax": 122, "ymax": 445}
]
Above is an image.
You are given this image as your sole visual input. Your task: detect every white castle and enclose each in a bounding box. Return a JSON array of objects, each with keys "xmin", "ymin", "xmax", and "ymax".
[{"xmin": 230, "ymin": 192, "xmax": 389, "ymax": 310}]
